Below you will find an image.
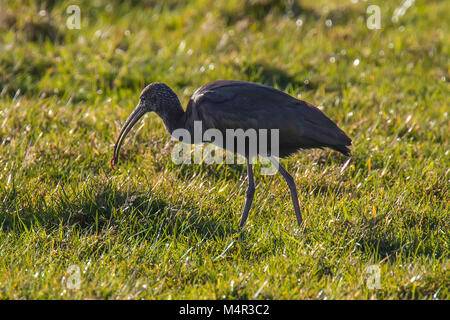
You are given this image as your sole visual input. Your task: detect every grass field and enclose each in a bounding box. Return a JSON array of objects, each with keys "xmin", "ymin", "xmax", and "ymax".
[{"xmin": 0, "ymin": 0, "xmax": 448, "ymax": 299}]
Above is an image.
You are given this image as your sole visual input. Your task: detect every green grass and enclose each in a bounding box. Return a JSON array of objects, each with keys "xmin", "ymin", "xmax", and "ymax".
[{"xmin": 0, "ymin": 0, "xmax": 448, "ymax": 299}]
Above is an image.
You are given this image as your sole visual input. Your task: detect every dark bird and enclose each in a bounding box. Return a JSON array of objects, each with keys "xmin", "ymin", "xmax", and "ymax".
[{"xmin": 111, "ymin": 80, "xmax": 351, "ymax": 228}]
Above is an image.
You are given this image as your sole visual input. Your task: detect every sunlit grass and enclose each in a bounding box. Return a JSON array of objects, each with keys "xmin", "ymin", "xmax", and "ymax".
[{"xmin": 0, "ymin": 0, "xmax": 448, "ymax": 299}]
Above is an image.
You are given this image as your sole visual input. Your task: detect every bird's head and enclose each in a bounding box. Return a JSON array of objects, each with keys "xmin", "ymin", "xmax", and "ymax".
[
  {"xmin": 111, "ymin": 82, "xmax": 178, "ymax": 170},
  {"xmin": 138, "ymin": 82, "xmax": 178, "ymax": 113}
]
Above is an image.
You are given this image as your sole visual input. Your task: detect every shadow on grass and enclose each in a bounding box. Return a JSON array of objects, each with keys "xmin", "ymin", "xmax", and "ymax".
[
  {"xmin": 222, "ymin": 0, "xmax": 319, "ymax": 26},
  {"xmin": 238, "ymin": 61, "xmax": 317, "ymax": 91},
  {"xmin": 357, "ymin": 234, "xmax": 447, "ymax": 260},
  {"xmin": 342, "ymin": 217, "xmax": 448, "ymax": 260},
  {"xmin": 2, "ymin": 177, "xmax": 445, "ymax": 260},
  {"xmin": 0, "ymin": 179, "xmax": 235, "ymax": 240}
]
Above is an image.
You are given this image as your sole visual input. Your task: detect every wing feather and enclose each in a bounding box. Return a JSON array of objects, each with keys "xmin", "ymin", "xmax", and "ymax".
[{"xmin": 189, "ymin": 81, "xmax": 351, "ymax": 156}]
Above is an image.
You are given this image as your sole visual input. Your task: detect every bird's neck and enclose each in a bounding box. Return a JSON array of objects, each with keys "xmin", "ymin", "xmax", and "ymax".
[{"xmin": 157, "ymin": 99, "xmax": 185, "ymax": 135}]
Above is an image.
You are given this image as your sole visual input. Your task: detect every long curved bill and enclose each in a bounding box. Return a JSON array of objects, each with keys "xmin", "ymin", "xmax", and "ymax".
[{"xmin": 111, "ymin": 104, "xmax": 147, "ymax": 170}]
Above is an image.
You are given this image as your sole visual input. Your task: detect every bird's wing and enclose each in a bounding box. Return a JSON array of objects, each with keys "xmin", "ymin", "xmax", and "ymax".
[{"xmin": 190, "ymin": 81, "xmax": 351, "ymax": 152}]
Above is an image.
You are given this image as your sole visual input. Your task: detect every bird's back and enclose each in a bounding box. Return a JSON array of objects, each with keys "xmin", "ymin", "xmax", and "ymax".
[{"xmin": 186, "ymin": 80, "xmax": 351, "ymax": 157}]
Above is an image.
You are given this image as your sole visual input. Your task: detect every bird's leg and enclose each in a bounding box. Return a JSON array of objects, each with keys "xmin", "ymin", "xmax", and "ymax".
[
  {"xmin": 239, "ymin": 159, "xmax": 255, "ymax": 228},
  {"xmin": 269, "ymin": 157, "xmax": 303, "ymax": 227}
]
